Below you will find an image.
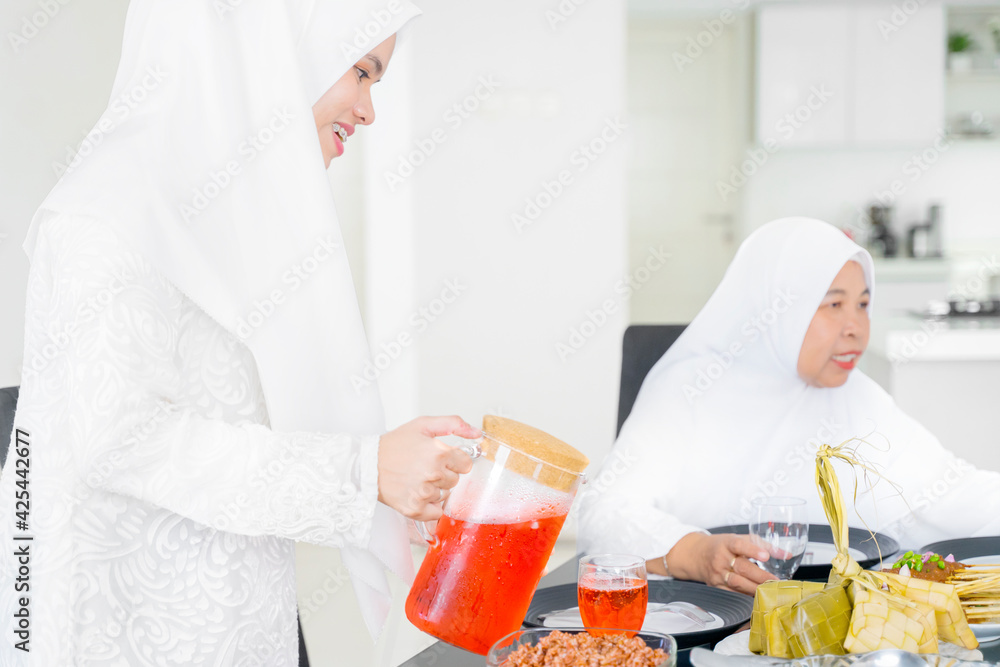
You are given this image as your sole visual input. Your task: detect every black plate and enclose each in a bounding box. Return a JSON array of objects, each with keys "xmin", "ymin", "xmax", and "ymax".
[
  {"xmin": 521, "ymin": 579, "xmax": 753, "ymax": 650},
  {"xmin": 920, "ymin": 535, "xmax": 1000, "ymax": 560},
  {"xmin": 708, "ymin": 524, "xmax": 900, "ymax": 580}
]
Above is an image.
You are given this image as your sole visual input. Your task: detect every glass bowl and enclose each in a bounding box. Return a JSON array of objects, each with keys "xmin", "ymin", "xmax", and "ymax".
[{"xmin": 486, "ymin": 628, "xmax": 677, "ymax": 667}]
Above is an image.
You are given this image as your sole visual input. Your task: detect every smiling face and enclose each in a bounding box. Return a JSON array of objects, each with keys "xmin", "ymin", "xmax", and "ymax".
[
  {"xmin": 312, "ymin": 34, "xmax": 397, "ymax": 168},
  {"xmin": 796, "ymin": 260, "xmax": 871, "ymax": 388}
]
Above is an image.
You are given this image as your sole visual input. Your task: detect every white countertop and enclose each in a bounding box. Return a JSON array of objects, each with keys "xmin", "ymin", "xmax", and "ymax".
[{"xmin": 868, "ymin": 312, "xmax": 1000, "ymax": 361}]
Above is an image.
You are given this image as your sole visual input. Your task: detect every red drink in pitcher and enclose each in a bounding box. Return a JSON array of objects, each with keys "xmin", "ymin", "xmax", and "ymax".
[
  {"xmin": 405, "ymin": 512, "xmax": 568, "ymax": 655},
  {"xmin": 577, "ymin": 573, "xmax": 649, "ymax": 636},
  {"xmin": 404, "ymin": 416, "xmax": 589, "ymax": 656}
]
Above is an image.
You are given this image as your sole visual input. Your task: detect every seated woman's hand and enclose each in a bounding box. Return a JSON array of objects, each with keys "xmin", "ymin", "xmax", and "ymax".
[
  {"xmin": 660, "ymin": 532, "xmax": 777, "ymax": 596},
  {"xmin": 377, "ymin": 415, "xmax": 481, "ymax": 521}
]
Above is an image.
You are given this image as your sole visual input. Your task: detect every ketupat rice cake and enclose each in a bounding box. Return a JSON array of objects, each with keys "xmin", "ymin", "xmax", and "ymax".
[
  {"xmin": 879, "ymin": 571, "xmax": 978, "ymax": 649},
  {"xmin": 749, "ymin": 438, "xmax": 980, "ymax": 658},
  {"xmin": 844, "ymin": 583, "xmax": 938, "ymax": 654},
  {"xmin": 749, "ymin": 580, "xmax": 825, "ymax": 657},
  {"xmin": 783, "ymin": 584, "xmax": 853, "ymax": 658}
]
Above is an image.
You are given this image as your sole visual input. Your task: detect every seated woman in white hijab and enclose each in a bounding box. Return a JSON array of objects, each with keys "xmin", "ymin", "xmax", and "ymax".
[
  {"xmin": 0, "ymin": 1, "xmax": 475, "ymax": 665},
  {"xmin": 578, "ymin": 217, "xmax": 1000, "ymax": 596}
]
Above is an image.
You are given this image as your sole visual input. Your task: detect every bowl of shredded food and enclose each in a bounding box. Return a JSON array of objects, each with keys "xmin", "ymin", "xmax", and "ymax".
[{"xmin": 486, "ymin": 628, "xmax": 677, "ymax": 667}]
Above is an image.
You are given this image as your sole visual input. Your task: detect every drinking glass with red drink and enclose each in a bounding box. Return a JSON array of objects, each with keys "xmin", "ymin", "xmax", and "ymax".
[{"xmin": 577, "ymin": 554, "xmax": 648, "ymax": 637}]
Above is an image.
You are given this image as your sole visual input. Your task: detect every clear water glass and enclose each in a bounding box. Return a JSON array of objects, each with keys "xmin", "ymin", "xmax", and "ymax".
[{"xmin": 749, "ymin": 496, "xmax": 808, "ymax": 579}]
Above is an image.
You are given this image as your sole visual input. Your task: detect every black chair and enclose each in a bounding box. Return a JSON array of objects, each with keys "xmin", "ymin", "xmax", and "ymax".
[
  {"xmin": 0, "ymin": 384, "xmax": 311, "ymax": 665},
  {"xmin": 616, "ymin": 325, "xmax": 687, "ymax": 437},
  {"xmin": 0, "ymin": 386, "xmax": 18, "ymax": 469}
]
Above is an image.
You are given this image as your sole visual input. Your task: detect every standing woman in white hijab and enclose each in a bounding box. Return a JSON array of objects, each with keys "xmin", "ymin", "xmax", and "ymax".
[
  {"xmin": 579, "ymin": 218, "xmax": 1000, "ymax": 596},
  {"xmin": 0, "ymin": 1, "xmax": 475, "ymax": 664}
]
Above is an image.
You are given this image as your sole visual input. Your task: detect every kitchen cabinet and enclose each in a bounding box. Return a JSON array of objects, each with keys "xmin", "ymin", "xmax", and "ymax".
[
  {"xmin": 756, "ymin": 6, "xmax": 851, "ymax": 146},
  {"xmin": 945, "ymin": 6, "xmax": 1000, "ymax": 138},
  {"xmin": 756, "ymin": 3, "xmax": 945, "ymax": 147}
]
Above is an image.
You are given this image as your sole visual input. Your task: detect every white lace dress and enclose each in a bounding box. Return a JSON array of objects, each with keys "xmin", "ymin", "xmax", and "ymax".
[{"xmin": 0, "ymin": 215, "xmax": 381, "ymax": 666}]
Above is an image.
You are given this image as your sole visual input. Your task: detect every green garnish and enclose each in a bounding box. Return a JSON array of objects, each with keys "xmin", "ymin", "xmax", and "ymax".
[
  {"xmin": 893, "ymin": 551, "xmax": 914, "ymax": 568},
  {"xmin": 892, "ymin": 550, "xmax": 945, "ymax": 574}
]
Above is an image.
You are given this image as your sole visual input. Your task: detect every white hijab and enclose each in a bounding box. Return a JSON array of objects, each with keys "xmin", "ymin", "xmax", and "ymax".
[
  {"xmin": 23, "ymin": 0, "xmax": 420, "ymax": 637},
  {"xmin": 580, "ymin": 218, "xmax": 1000, "ymax": 557}
]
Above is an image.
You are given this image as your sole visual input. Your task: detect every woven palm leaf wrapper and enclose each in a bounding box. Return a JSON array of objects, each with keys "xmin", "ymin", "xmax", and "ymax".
[
  {"xmin": 845, "ymin": 582, "xmax": 938, "ymax": 654},
  {"xmin": 813, "ymin": 442, "xmax": 977, "ymax": 654},
  {"xmin": 875, "ymin": 571, "xmax": 979, "ymax": 649},
  {"xmin": 782, "ymin": 582, "xmax": 853, "ymax": 657},
  {"xmin": 749, "ymin": 580, "xmax": 825, "ymax": 657}
]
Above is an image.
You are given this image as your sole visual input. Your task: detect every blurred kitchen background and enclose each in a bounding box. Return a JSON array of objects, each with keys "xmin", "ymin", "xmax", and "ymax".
[{"xmin": 1, "ymin": 0, "xmax": 999, "ymax": 664}]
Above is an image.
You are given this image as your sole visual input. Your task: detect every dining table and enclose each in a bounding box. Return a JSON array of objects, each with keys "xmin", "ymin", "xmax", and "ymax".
[{"xmin": 397, "ymin": 556, "xmax": 1000, "ymax": 667}]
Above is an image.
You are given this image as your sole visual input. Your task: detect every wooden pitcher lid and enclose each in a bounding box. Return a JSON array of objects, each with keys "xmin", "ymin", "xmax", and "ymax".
[{"xmin": 481, "ymin": 415, "xmax": 589, "ymax": 492}]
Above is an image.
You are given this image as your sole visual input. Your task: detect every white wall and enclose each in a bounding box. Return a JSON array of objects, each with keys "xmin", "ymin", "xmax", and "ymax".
[
  {"xmin": 364, "ymin": 0, "xmax": 629, "ymax": 476},
  {"xmin": 738, "ymin": 141, "xmax": 1000, "ymax": 257},
  {"xmin": 0, "ymin": 0, "xmax": 131, "ymax": 386}
]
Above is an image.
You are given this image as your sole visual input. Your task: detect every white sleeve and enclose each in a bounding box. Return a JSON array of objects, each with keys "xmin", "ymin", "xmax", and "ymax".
[
  {"xmin": 878, "ymin": 410, "xmax": 1000, "ymax": 548},
  {"xmin": 577, "ymin": 428, "xmax": 707, "ymax": 561},
  {"xmin": 22, "ymin": 216, "xmax": 381, "ymax": 549}
]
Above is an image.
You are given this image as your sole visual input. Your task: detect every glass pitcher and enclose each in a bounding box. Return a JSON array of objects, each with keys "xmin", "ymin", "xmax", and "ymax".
[{"xmin": 404, "ymin": 417, "xmax": 588, "ymax": 655}]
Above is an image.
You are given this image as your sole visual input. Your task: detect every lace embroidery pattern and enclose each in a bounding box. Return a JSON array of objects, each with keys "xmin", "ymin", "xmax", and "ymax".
[{"xmin": 0, "ymin": 216, "xmax": 378, "ymax": 665}]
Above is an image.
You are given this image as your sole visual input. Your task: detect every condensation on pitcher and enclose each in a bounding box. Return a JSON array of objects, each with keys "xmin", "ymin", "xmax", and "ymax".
[{"xmin": 450, "ymin": 475, "xmax": 573, "ymax": 525}]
